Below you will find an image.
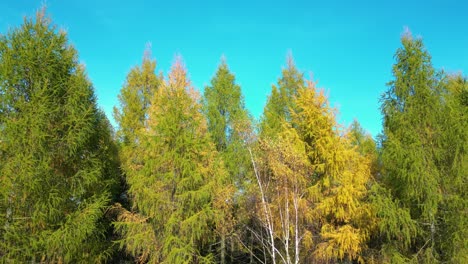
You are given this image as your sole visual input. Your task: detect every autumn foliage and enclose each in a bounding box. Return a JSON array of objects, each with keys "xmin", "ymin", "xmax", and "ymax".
[{"xmin": 1, "ymin": 9, "xmax": 466, "ymax": 264}]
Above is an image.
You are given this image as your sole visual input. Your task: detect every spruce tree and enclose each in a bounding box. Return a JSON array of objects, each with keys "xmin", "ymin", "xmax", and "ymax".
[{"xmin": 0, "ymin": 10, "xmax": 119, "ymax": 262}]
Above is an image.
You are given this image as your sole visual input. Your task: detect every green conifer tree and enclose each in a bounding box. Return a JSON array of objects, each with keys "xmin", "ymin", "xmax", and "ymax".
[
  {"xmin": 113, "ymin": 46, "xmax": 160, "ymax": 147},
  {"xmin": 115, "ymin": 56, "xmax": 230, "ymax": 264},
  {"xmin": 260, "ymin": 54, "xmax": 305, "ymax": 139},
  {"xmin": 435, "ymin": 74, "xmax": 467, "ymax": 262},
  {"xmin": 0, "ymin": 10, "xmax": 119, "ymax": 262},
  {"xmin": 380, "ymin": 31, "xmax": 444, "ymax": 262},
  {"xmin": 349, "ymin": 119, "xmax": 381, "ymax": 178},
  {"xmin": 203, "ymin": 58, "xmax": 252, "ymax": 263},
  {"xmin": 111, "ymin": 47, "xmax": 162, "ymax": 262}
]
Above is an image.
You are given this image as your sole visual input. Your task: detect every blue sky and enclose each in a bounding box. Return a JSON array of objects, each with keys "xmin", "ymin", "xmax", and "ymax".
[{"xmin": 1, "ymin": 0, "xmax": 467, "ymax": 137}]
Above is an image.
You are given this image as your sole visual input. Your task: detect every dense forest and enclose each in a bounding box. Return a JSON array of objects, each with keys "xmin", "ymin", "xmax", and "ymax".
[{"xmin": 0, "ymin": 9, "xmax": 466, "ymax": 264}]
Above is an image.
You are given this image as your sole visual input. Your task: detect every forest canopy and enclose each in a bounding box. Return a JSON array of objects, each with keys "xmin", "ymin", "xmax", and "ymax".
[{"xmin": 0, "ymin": 9, "xmax": 466, "ymax": 264}]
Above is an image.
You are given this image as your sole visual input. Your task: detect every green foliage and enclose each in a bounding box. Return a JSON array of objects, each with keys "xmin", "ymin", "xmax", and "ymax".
[
  {"xmin": 350, "ymin": 119, "xmax": 377, "ymax": 158},
  {"xmin": 112, "ymin": 49, "xmax": 162, "ymax": 263},
  {"xmin": 435, "ymin": 74, "xmax": 467, "ymax": 262},
  {"xmin": 145, "ymin": 58, "xmax": 224, "ymax": 263},
  {"xmin": 380, "ymin": 33, "xmax": 441, "ymax": 256},
  {"xmin": 113, "ymin": 47, "xmax": 160, "ymax": 146},
  {"xmin": 380, "ymin": 31, "xmax": 467, "ymax": 262},
  {"xmin": 0, "ymin": 9, "xmax": 465, "ymax": 263},
  {"xmin": 260, "ymin": 54, "xmax": 305, "ymax": 139},
  {"xmin": 369, "ymin": 184, "xmax": 417, "ymax": 251},
  {"xmin": 203, "ymin": 58, "xmax": 252, "ymax": 187},
  {"xmin": 0, "ymin": 9, "xmax": 119, "ymax": 262},
  {"xmin": 203, "ymin": 58, "xmax": 253, "ymax": 263},
  {"xmin": 349, "ymin": 119, "xmax": 380, "ymax": 178},
  {"xmin": 114, "ymin": 57, "xmax": 231, "ymax": 263},
  {"xmin": 203, "ymin": 58, "xmax": 250, "ymax": 151}
]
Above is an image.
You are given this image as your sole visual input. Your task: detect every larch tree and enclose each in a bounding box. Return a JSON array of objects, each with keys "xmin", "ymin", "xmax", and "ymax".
[
  {"xmin": 114, "ymin": 56, "xmax": 231, "ymax": 264},
  {"xmin": 113, "ymin": 47, "xmax": 161, "ymax": 207},
  {"xmin": 349, "ymin": 120, "xmax": 377, "ymax": 161},
  {"xmin": 0, "ymin": 10, "xmax": 119, "ymax": 262},
  {"xmin": 111, "ymin": 47, "xmax": 161, "ymax": 262},
  {"xmin": 251, "ymin": 122, "xmax": 313, "ymax": 264},
  {"xmin": 380, "ymin": 32, "xmax": 445, "ymax": 262},
  {"xmin": 349, "ymin": 119, "xmax": 381, "ymax": 182},
  {"xmin": 293, "ymin": 80, "xmax": 374, "ymax": 263},
  {"xmin": 254, "ymin": 70, "xmax": 374, "ymax": 263},
  {"xmin": 435, "ymin": 74, "xmax": 467, "ymax": 262},
  {"xmin": 260, "ymin": 54, "xmax": 305, "ymax": 139},
  {"xmin": 203, "ymin": 57, "xmax": 252, "ymax": 263},
  {"xmin": 349, "ymin": 116, "xmax": 417, "ymax": 264},
  {"xmin": 113, "ymin": 46, "xmax": 160, "ymax": 147},
  {"xmin": 249, "ymin": 55, "xmax": 308, "ymax": 264}
]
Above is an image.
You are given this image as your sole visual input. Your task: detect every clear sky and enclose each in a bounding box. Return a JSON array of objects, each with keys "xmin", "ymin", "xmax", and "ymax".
[{"xmin": 1, "ymin": 0, "xmax": 467, "ymax": 137}]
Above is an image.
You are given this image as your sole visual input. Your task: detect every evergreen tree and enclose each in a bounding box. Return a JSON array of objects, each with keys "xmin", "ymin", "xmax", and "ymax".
[
  {"xmin": 115, "ymin": 56, "xmax": 231, "ymax": 263},
  {"xmin": 0, "ymin": 10, "xmax": 119, "ymax": 262},
  {"xmin": 203, "ymin": 58, "xmax": 252, "ymax": 263}
]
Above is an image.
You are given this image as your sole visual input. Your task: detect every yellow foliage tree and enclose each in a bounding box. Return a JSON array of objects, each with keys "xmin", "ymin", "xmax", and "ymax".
[
  {"xmin": 251, "ymin": 122, "xmax": 312, "ymax": 264},
  {"xmin": 293, "ymin": 80, "xmax": 374, "ymax": 263}
]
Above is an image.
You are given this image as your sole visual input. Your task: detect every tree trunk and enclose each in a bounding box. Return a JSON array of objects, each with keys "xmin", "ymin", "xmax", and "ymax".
[{"xmin": 221, "ymin": 233, "xmax": 226, "ymax": 264}]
